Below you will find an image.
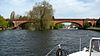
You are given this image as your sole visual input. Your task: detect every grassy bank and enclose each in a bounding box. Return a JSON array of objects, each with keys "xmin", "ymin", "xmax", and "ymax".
[
  {"xmin": 87, "ymin": 27, "xmax": 100, "ymax": 30},
  {"xmin": 86, "ymin": 27, "xmax": 100, "ymax": 31}
]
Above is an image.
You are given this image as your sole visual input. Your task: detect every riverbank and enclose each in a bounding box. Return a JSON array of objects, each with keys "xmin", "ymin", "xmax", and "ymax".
[
  {"xmin": 86, "ymin": 29, "xmax": 100, "ymax": 32},
  {"xmin": 85, "ymin": 27, "xmax": 100, "ymax": 31}
]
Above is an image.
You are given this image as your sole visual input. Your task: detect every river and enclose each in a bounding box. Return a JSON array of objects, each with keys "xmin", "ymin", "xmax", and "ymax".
[{"xmin": 0, "ymin": 29, "xmax": 100, "ymax": 56}]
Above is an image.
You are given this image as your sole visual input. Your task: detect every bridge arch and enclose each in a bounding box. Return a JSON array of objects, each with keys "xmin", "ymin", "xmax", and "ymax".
[
  {"xmin": 12, "ymin": 21, "xmax": 33, "ymax": 29},
  {"xmin": 13, "ymin": 21, "xmax": 30, "ymax": 27},
  {"xmin": 88, "ymin": 22, "xmax": 92, "ymax": 26},
  {"xmin": 19, "ymin": 22, "xmax": 33, "ymax": 26},
  {"xmin": 87, "ymin": 21, "xmax": 96, "ymax": 27},
  {"xmin": 18, "ymin": 22, "xmax": 33, "ymax": 29},
  {"xmin": 8, "ymin": 21, "xmax": 14, "ymax": 27},
  {"xmin": 54, "ymin": 21, "xmax": 83, "ymax": 28}
]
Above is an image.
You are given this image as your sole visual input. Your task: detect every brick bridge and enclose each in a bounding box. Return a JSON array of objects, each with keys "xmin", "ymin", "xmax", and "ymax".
[
  {"xmin": 6, "ymin": 19, "xmax": 98, "ymax": 28},
  {"xmin": 54, "ymin": 19, "xmax": 98, "ymax": 27}
]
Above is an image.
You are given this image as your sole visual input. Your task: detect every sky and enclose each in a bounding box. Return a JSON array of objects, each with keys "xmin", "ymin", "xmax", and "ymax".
[{"xmin": 0, "ymin": 0, "xmax": 100, "ymax": 19}]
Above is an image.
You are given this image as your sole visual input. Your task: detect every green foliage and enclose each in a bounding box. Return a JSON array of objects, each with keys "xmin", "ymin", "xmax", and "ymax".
[
  {"xmin": 20, "ymin": 23, "xmax": 33, "ymax": 29},
  {"xmin": 96, "ymin": 18, "xmax": 100, "ymax": 27},
  {"xmin": 52, "ymin": 16, "xmax": 55, "ymax": 19},
  {"xmin": 28, "ymin": 1, "xmax": 54, "ymax": 31},
  {"xmin": 0, "ymin": 15, "xmax": 8, "ymax": 27},
  {"xmin": 84, "ymin": 22, "xmax": 91, "ymax": 29},
  {"xmin": 87, "ymin": 27, "xmax": 100, "ymax": 30},
  {"xmin": 54, "ymin": 24, "xmax": 64, "ymax": 29},
  {"xmin": 7, "ymin": 21, "xmax": 14, "ymax": 27}
]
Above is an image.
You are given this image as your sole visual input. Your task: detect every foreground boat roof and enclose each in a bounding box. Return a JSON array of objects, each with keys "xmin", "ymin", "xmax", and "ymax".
[
  {"xmin": 92, "ymin": 37, "xmax": 100, "ymax": 40},
  {"xmin": 68, "ymin": 50, "xmax": 100, "ymax": 56},
  {"xmin": 69, "ymin": 37, "xmax": 100, "ymax": 56}
]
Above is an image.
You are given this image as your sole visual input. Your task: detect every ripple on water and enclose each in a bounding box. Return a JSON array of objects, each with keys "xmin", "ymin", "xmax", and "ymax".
[{"xmin": 0, "ymin": 29, "xmax": 100, "ymax": 56}]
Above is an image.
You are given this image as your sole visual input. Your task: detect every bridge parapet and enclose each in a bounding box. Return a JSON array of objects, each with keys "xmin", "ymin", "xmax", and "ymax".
[{"xmin": 53, "ymin": 19, "xmax": 98, "ymax": 21}]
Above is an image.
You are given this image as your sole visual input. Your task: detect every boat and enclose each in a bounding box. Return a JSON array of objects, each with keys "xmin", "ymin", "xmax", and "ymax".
[
  {"xmin": 68, "ymin": 37, "xmax": 100, "ymax": 56},
  {"xmin": 45, "ymin": 37, "xmax": 100, "ymax": 56}
]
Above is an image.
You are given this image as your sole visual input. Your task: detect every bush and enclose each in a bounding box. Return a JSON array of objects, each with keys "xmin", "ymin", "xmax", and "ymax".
[
  {"xmin": 0, "ymin": 15, "xmax": 8, "ymax": 28},
  {"xmin": 19, "ymin": 23, "xmax": 33, "ymax": 29},
  {"xmin": 54, "ymin": 24, "xmax": 64, "ymax": 29},
  {"xmin": 96, "ymin": 18, "xmax": 100, "ymax": 27},
  {"xmin": 84, "ymin": 22, "xmax": 91, "ymax": 29},
  {"xmin": 7, "ymin": 21, "xmax": 14, "ymax": 28}
]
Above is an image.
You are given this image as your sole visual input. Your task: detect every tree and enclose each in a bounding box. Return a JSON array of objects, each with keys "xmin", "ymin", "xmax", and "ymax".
[
  {"xmin": 7, "ymin": 21, "xmax": 14, "ymax": 28},
  {"xmin": 0, "ymin": 15, "xmax": 8, "ymax": 28},
  {"xmin": 54, "ymin": 24, "xmax": 64, "ymax": 29},
  {"xmin": 10, "ymin": 11, "xmax": 15, "ymax": 19},
  {"xmin": 52, "ymin": 16, "xmax": 55, "ymax": 19},
  {"xmin": 84, "ymin": 21, "xmax": 91, "ymax": 29},
  {"xmin": 19, "ymin": 23, "xmax": 33, "ymax": 29},
  {"xmin": 96, "ymin": 18, "xmax": 100, "ymax": 27},
  {"xmin": 28, "ymin": 1, "xmax": 54, "ymax": 31}
]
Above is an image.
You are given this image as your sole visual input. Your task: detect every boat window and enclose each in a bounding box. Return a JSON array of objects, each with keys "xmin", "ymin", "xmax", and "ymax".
[
  {"xmin": 92, "ymin": 40, "xmax": 100, "ymax": 52},
  {"xmin": 90, "ymin": 39, "xmax": 100, "ymax": 56}
]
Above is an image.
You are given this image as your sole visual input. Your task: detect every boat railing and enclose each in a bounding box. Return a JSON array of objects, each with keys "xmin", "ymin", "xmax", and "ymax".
[
  {"xmin": 45, "ymin": 44, "xmax": 58, "ymax": 56},
  {"xmin": 45, "ymin": 44, "xmax": 68, "ymax": 56}
]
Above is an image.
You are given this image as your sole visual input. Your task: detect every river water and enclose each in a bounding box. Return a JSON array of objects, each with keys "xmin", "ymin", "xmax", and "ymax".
[{"xmin": 0, "ymin": 29, "xmax": 100, "ymax": 56}]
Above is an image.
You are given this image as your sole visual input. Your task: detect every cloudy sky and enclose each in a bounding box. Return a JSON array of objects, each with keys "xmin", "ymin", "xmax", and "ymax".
[{"xmin": 0, "ymin": 0, "xmax": 100, "ymax": 19}]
